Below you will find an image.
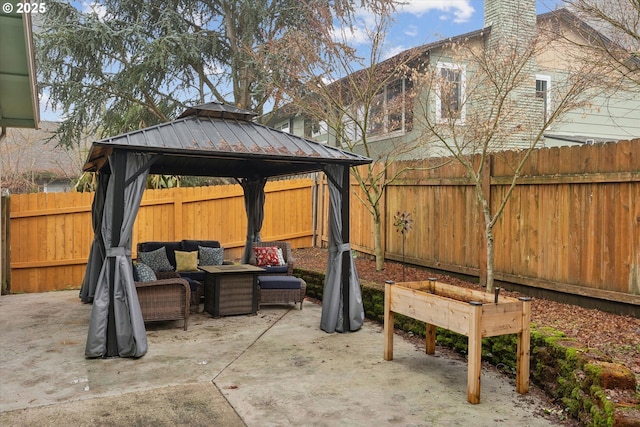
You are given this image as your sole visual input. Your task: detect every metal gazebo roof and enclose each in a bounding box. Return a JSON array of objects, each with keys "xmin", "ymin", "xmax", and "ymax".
[{"xmin": 83, "ymin": 102, "xmax": 371, "ymax": 178}]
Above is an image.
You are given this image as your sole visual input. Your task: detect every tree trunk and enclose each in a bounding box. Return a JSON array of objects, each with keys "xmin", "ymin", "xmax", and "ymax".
[
  {"xmin": 374, "ymin": 208, "xmax": 384, "ymax": 271},
  {"xmin": 480, "ymin": 195, "xmax": 495, "ymax": 293},
  {"xmin": 485, "ymin": 223, "xmax": 495, "ymax": 293}
]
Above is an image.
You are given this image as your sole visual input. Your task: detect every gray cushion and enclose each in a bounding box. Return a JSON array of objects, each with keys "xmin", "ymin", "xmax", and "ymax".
[
  {"xmin": 258, "ymin": 275, "xmax": 301, "ymax": 289},
  {"xmin": 135, "ymin": 262, "xmax": 157, "ymax": 282},
  {"xmin": 263, "ymin": 265, "xmax": 289, "ymax": 274},
  {"xmin": 199, "ymin": 245, "xmax": 224, "ymax": 266},
  {"xmin": 139, "ymin": 247, "xmax": 174, "ymax": 272}
]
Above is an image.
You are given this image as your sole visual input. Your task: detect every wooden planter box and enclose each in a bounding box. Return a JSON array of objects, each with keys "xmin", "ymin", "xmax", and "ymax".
[{"xmin": 383, "ymin": 280, "xmax": 531, "ymax": 404}]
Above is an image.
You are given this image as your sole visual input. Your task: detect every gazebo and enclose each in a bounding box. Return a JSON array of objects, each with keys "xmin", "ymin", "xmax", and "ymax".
[{"xmin": 80, "ymin": 102, "xmax": 372, "ymax": 358}]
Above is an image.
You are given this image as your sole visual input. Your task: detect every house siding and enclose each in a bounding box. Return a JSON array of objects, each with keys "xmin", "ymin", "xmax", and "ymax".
[{"xmin": 550, "ymin": 93, "xmax": 640, "ymax": 142}]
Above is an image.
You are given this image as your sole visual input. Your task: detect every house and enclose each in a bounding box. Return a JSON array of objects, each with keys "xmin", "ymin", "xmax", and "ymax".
[
  {"xmin": 263, "ymin": 0, "xmax": 640, "ymax": 155},
  {"xmin": 0, "ymin": 121, "xmax": 90, "ymax": 193}
]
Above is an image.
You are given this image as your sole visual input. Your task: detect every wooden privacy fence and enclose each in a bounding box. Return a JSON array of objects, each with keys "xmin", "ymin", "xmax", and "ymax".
[
  {"xmin": 6, "ymin": 140, "xmax": 640, "ymax": 307},
  {"xmin": 8, "ymin": 179, "xmax": 314, "ymax": 293},
  {"xmin": 316, "ymin": 140, "xmax": 639, "ymax": 306}
]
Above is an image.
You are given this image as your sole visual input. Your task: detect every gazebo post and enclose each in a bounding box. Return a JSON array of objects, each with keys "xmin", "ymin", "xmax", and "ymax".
[
  {"xmin": 341, "ymin": 165, "xmax": 351, "ymax": 332},
  {"xmin": 106, "ymin": 150, "xmax": 126, "ymax": 357}
]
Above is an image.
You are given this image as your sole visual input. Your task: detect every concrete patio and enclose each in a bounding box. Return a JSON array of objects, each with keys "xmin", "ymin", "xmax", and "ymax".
[{"xmin": 0, "ymin": 291, "xmax": 563, "ymax": 426}]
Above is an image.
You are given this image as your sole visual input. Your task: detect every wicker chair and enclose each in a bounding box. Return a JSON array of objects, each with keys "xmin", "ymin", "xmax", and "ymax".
[
  {"xmin": 249, "ymin": 241, "xmax": 294, "ymax": 275},
  {"xmin": 135, "ymin": 271, "xmax": 191, "ymax": 330}
]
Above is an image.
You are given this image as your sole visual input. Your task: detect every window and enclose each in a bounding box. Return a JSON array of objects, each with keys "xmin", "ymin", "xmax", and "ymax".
[
  {"xmin": 436, "ymin": 62, "xmax": 466, "ymax": 124},
  {"xmin": 275, "ymin": 120, "xmax": 290, "ymax": 133},
  {"xmin": 342, "ymin": 106, "xmax": 364, "ymax": 143},
  {"xmin": 311, "ymin": 120, "xmax": 328, "ymax": 138},
  {"xmin": 367, "ymin": 78, "xmax": 413, "ymax": 138},
  {"xmin": 536, "ymin": 75, "xmax": 551, "ymax": 121}
]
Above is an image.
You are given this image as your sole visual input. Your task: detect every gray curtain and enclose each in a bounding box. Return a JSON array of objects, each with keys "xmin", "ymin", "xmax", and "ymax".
[
  {"xmin": 240, "ymin": 177, "xmax": 267, "ymax": 264},
  {"xmin": 79, "ymin": 172, "xmax": 108, "ymax": 303},
  {"xmin": 320, "ymin": 164, "xmax": 364, "ymax": 333},
  {"xmin": 85, "ymin": 152, "xmax": 153, "ymax": 358}
]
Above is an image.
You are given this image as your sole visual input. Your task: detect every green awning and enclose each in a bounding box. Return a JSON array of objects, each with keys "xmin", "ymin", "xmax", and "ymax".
[{"xmin": 0, "ymin": 1, "xmax": 39, "ymax": 129}]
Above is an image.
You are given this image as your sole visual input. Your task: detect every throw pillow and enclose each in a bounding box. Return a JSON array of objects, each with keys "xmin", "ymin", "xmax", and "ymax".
[
  {"xmin": 138, "ymin": 247, "xmax": 174, "ymax": 272},
  {"xmin": 132, "ymin": 260, "xmax": 140, "ymax": 281},
  {"xmin": 276, "ymin": 247, "xmax": 286, "ymax": 266},
  {"xmin": 199, "ymin": 246, "xmax": 224, "ymax": 266},
  {"xmin": 254, "ymin": 246, "xmax": 280, "ymax": 267},
  {"xmin": 175, "ymin": 250, "xmax": 198, "ymax": 272},
  {"xmin": 135, "ymin": 262, "xmax": 157, "ymax": 282}
]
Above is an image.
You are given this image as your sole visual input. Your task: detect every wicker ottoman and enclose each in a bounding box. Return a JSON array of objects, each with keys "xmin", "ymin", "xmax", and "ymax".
[{"xmin": 257, "ymin": 276, "xmax": 306, "ymax": 310}]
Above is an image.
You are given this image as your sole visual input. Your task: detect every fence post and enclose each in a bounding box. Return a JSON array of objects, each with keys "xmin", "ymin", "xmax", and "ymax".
[{"xmin": 1, "ymin": 193, "xmax": 10, "ymax": 294}]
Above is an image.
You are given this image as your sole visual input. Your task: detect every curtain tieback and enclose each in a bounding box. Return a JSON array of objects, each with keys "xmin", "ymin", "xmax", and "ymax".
[
  {"xmin": 106, "ymin": 247, "xmax": 131, "ymax": 257},
  {"xmin": 329, "ymin": 243, "xmax": 351, "ymax": 254}
]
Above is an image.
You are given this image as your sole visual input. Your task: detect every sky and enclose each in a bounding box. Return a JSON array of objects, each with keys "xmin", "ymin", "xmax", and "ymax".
[
  {"xmin": 39, "ymin": 0, "xmax": 563, "ymax": 122},
  {"xmin": 359, "ymin": 0, "xmax": 563, "ymax": 59}
]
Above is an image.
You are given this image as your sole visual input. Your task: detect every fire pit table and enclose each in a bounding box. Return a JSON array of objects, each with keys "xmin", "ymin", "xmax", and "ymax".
[
  {"xmin": 383, "ymin": 279, "xmax": 531, "ymax": 404},
  {"xmin": 199, "ymin": 264, "xmax": 265, "ymax": 317}
]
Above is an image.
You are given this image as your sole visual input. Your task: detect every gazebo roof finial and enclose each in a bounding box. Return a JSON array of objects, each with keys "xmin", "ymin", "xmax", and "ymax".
[{"xmin": 177, "ymin": 101, "xmax": 258, "ymax": 121}]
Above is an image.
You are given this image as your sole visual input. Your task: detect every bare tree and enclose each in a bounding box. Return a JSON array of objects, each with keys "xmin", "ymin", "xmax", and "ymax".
[
  {"xmin": 561, "ymin": 0, "xmax": 640, "ymax": 89},
  {"xmin": 412, "ymin": 20, "xmax": 600, "ymax": 292},
  {"xmin": 267, "ymin": 1, "xmax": 436, "ymax": 270}
]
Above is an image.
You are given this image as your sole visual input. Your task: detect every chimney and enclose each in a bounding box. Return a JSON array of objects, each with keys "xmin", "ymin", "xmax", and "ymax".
[
  {"xmin": 483, "ymin": 0, "xmax": 542, "ymax": 147},
  {"xmin": 484, "ymin": 0, "xmax": 537, "ymax": 46}
]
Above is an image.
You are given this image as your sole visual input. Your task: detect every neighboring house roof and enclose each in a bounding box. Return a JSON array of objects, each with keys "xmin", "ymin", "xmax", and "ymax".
[
  {"xmin": 1, "ymin": 121, "xmax": 88, "ymax": 178},
  {"xmin": 83, "ymin": 102, "xmax": 372, "ymax": 178},
  {"xmin": 0, "ymin": 1, "xmax": 39, "ymax": 129}
]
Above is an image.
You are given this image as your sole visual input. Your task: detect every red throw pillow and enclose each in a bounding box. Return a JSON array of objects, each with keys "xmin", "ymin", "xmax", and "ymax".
[{"xmin": 254, "ymin": 246, "xmax": 280, "ymax": 266}]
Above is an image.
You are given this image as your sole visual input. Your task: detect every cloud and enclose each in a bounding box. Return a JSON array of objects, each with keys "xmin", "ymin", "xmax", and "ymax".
[
  {"xmin": 204, "ymin": 62, "xmax": 225, "ymax": 76},
  {"xmin": 334, "ymin": 26, "xmax": 370, "ymax": 46},
  {"xmin": 331, "ymin": 21, "xmax": 370, "ymax": 46},
  {"xmin": 335, "ymin": 0, "xmax": 475, "ymax": 47},
  {"xmin": 82, "ymin": 2, "xmax": 108, "ymax": 19},
  {"xmin": 404, "ymin": 25, "xmax": 418, "ymax": 37},
  {"xmin": 398, "ymin": 0, "xmax": 475, "ymax": 23},
  {"xmin": 39, "ymin": 90, "xmax": 65, "ymax": 122},
  {"xmin": 383, "ymin": 44, "xmax": 408, "ymax": 60}
]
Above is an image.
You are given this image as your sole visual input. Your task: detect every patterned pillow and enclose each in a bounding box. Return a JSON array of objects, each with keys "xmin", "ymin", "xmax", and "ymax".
[
  {"xmin": 135, "ymin": 262, "xmax": 157, "ymax": 282},
  {"xmin": 175, "ymin": 250, "xmax": 198, "ymax": 272},
  {"xmin": 254, "ymin": 246, "xmax": 280, "ymax": 267},
  {"xmin": 138, "ymin": 247, "xmax": 174, "ymax": 272},
  {"xmin": 276, "ymin": 247, "xmax": 286, "ymax": 266},
  {"xmin": 199, "ymin": 246, "xmax": 224, "ymax": 266}
]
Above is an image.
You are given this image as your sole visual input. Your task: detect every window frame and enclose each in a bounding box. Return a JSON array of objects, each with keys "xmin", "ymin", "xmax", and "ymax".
[
  {"xmin": 367, "ymin": 78, "xmax": 410, "ymax": 139},
  {"xmin": 311, "ymin": 119, "xmax": 328, "ymax": 138},
  {"xmin": 275, "ymin": 120, "xmax": 291, "ymax": 133},
  {"xmin": 536, "ymin": 74, "xmax": 551, "ymax": 122},
  {"xmin": 435, "ymin": 61, "xmax": 466, "ymax": 125}
]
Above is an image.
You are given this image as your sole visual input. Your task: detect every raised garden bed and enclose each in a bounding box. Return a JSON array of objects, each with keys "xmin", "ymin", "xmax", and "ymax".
[{"xmin": 383, "ymin": 279, "xmax": 531, "ymax": 404}]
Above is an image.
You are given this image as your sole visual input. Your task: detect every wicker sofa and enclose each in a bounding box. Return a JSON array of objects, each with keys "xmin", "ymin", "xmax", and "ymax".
[
  {"xmin": 137, "ymin": 239, "xmax": 226, "ymax": 282},
  {"xmin": 135, "ymin": 271, "xmax": 191, "ymax": 330}
]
